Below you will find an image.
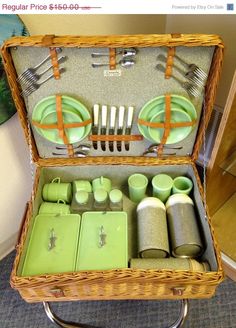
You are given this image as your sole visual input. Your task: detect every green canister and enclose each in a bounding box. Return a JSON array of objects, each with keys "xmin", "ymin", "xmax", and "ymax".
[
  {"xmin": 166, "ymin": 194, "xmax": 204, "ymax": 258},
  {"xmin": 130, "ymin": 258, "xmax": 210, "ymax": 271},
  {"xmin": 137, "ymin": 197, "xmax": 170, "ymax": 258}
]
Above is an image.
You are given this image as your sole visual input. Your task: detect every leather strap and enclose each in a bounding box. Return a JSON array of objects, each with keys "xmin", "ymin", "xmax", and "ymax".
[
  {"xmin": 50, "ymin": 48, "xmax": 60, "ymax": 80},
  {"xmin": 42, "ymin": 34, "xmax": 55, "ymax": 47},
  {"xmin": 165, "ymin": 47, "xmax": 176, "ymax": 79},
  {"xmin": 138, "ymin": 119, "xmax": 197, "ymax": 128},
  {"xmin": 89, "ymin": 134, "xmax": 143, "ymax": 141},
  {"xmin": 32, "ymin": 119, "xmax": 92, "ymax": 130},
  {"xmin": 109, "ymin": 48, "xmax": 116, "ymax": 70},
  {"xmin": 56, "ymin": 94, "xmax": 68, "ymax": 144}
]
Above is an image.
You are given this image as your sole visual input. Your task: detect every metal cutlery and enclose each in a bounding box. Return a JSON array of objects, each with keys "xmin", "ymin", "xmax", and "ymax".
[
  {"xmin": 157, "ymin": 54, "xmax": 205, "ymax": 87},
  {"xmin": 92, "ymin": 104, "xmax": 99, "ymax": 150},
  {"xmin": 91, "ymin": 48, "xmax": 137, "ymax": 58},
  {"xmin": 100, "ymin": 105, "xmax": 108, "ymax": 151},
  {"xmin": 52, "ymin": 150, "xmax": 88, "ymax": 157},
  {"xmin": 174, "ymin": 54, "xmax": 208, "ymax": 81},
  {"xmin": 117, "ymin": 106, "xmax": 125, "ymax": 152},
  {"xmin": 21, "ymin": 68, "xmax": 66, "ymax": 96},
  {"xmin": 109, "ymin": 106, "xmax": 117, "ymax": 152},
  {"xmin": 143, "ymin": 143, "xmax": 183, "ymax": 156},
  {"xmin": 55, "ymin": 144, "xmax": 91, "ymax": 151},
  {"xmin": 17, "ymin": 47, "xmax": 62, "ymax": 83},
  {"xmin": 92, "ymin": 58, "xmax": 135, "ymax": 69},
  {"xmin": 156, "ymin": 64, "xmax": 201, "ymax": 98},
  {"xmin": 20, "ymin": 56, "xmax": 67, "ymax": 87},
  {"xmin": 124, "ymin": 106, "xmax": 134, "ymax": 151}
]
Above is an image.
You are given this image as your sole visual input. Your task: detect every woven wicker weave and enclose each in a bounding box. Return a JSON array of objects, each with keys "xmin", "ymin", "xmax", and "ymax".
[{"xmin": 1, "ymin": 34, "xmax": 224, "ymax": 302}]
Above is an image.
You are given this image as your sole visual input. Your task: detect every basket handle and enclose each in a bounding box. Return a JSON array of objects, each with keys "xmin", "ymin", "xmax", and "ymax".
[{"xmin": 43, "ymin": 299, "xmax": 188, "ymax": 328}]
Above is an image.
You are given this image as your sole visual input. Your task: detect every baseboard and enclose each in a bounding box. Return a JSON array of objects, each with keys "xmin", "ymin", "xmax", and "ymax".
[
  {"xmin": 0, "ymin": 232, "xmax": 18, "ymax": 260},
  {"xmin": 222, "ymin": 252, "xmax": 236, "ymax": 282}
]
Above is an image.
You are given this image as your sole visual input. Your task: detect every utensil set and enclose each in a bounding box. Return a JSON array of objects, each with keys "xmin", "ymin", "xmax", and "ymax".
[
  {"xmin": 91, "ymin": 48, "xmax": 137, "ymax": 69},
  {"xmin": 18, "ymin": 48, "xmax": 67, "ymax": 96},
  {"xmin": 92, "ymin": 104, "xmax": 134, "ymax": 152},
  {"xmin": 156, "ymin": 53, "xmax": 207, "ymax": 98}
]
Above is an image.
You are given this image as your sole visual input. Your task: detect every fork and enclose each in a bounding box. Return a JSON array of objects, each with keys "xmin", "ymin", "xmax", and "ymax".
[
  {"xmin": 174, "ymin": 54, "xmax": 208, "ymax": 82},
  {"xmin": 17, "ymin": 47, "xmax": 62, "ymax": 84},
  {"xmin": 156, "ymin": 64, "xmax": 201, "ymax": 98},
  {"xmin": 157, "ymin": 54, "xmax": 205, "ymax": 88},
  {"xmin": 21, "ymin": 68, "xmax": 66, "ymax": 96},
  {"xmin": 20, "ymin": 56, "xmax": 67, "ymax": 87}
]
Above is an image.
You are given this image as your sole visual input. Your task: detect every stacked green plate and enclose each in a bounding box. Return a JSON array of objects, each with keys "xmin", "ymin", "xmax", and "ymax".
[
  {"xmin": 32, "ymin": 95, "xmax": 91, "ymax": 144},
  {"xmin": 138, "ymin": 95, "xmax": 197, "ymax": 144}
]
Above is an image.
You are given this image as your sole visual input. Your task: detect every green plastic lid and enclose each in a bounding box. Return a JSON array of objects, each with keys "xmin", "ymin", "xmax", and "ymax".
[
  {"xmin": 75, "ymin": 191, "xmax": 89, "ymax": 205},
  {"xmin": 94, "ymin": 189, "xmax": 108, "ymax": 203},
  {"xmin": 109, "ymin": 189, "xmax": 123, "ymax": 203}
]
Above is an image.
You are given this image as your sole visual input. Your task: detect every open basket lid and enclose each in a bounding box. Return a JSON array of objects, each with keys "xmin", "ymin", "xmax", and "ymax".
[{"xmin": 1, "ymin": 34, "xmax": 224, "ymax": 166}]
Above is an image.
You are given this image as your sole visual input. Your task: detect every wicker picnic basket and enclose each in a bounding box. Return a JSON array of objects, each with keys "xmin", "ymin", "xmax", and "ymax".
[{"xmin": 1, "ymin": 34, "xmax": 224, "ymax": 303}]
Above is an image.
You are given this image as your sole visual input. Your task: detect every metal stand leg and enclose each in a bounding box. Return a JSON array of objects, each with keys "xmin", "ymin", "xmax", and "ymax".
[{"xmin": 43, "ymin": 299, "xmax": 189, "ymax": 328}]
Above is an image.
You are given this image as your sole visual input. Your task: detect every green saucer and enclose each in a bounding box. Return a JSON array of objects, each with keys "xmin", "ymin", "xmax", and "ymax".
[
  {"xmin": 138, "ymin": 95, "xmax": 197, "ymax": 143},
  {"xmin": 148, "ymin": 108, "xmax": 193, "ymax": 144},
  {"xmin": 39, "ymin": 109, "xmax": 85, "ymax": 144},
  {"xmin": 32, "ymin": 95, "xmax": 91, "ymax": 144}
]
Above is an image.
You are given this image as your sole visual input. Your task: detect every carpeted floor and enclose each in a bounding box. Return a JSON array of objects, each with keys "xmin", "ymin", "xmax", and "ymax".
[{"xmin": 1, "ymin": 251, "xmax": 236, "ymax": 328}]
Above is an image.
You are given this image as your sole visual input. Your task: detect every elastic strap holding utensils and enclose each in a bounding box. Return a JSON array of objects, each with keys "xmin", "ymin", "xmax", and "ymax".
[
  {"xmin": 50, "ymin": 48, "xmax": 61, "ymax": 80},
  {"xmin": 165, "ymin": 47, "xmax": 176, "ymax": 79},
  {"xmin": 109, "ymin": 48, "xmax": 116, "ymax": 70},
  {"xmin": 89, "ymin": 135, "xmax": 143, "ymax": 142}
]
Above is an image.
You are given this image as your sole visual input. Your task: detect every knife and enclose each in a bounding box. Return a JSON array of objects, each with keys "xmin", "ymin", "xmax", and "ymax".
[
  {"xmin": 117, "ymin": 106, "xmax": 125, "ymax": 152},
  {"xmin": 101, "ymin": 105, "xmax": 108, "ymax": 151},
  {"xmin": 92, "ymin": 104, "xmax": 99, "ymax": 150},
  {"xmin": 124, "ymin": 106, "xmax": 134, "ymax": 151},
  {"xmin": 109, "ymin": 106, "xmax": 117, "ymax": 152}
]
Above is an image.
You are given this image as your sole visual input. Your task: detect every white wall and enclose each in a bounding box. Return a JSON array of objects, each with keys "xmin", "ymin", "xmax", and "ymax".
[{"xmin": 0, "ymin": 115, "xmax": 32, "ymax": 259}]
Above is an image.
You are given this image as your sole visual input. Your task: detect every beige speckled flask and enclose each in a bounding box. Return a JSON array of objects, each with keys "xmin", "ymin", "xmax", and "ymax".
[{"xmin": 137, "ymin": 197, "xmax": 170, "ymax": 258}]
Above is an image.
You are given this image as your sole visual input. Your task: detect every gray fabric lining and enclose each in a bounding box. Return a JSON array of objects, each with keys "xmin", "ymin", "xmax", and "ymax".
[
  {"xmin": 11, "ymin": 46, "xmax": 215, "ymax": 159},
  {"xmin": 17, "ymin": 164, "xmax": 218, "ymax": 274}
]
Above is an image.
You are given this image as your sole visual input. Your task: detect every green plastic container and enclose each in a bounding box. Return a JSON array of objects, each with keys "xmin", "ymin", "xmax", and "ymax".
[
  {"xmin": 21, "ymin": 214, "xmax": 81, "ymax": 276},
  {"xmin": 76, "ymin": 211, "xmax": 128, "ymax": 271}
]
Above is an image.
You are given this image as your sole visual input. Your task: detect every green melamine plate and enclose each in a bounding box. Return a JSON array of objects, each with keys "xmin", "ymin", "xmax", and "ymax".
[
  {"xmin": 21, "ymin": 214, "xmax": 81, "ymax": 276},
  {"xmin": 138, "ymin": 95, "xmax": 197, "ymax": 142},
  {"xmin": 39, "ymin": 109, "xmax": 85, "ymax": 144},
  {"xmin": 148, "ymin": 108, "xmax": 193, "ymax": 144},
  {"xmin": 32, "ymin": 95, "xmax": 91, "ymax": 144}
]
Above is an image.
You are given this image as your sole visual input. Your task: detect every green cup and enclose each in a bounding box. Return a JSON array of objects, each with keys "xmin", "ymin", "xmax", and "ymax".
[
  {"xmin": 172, "ymin": 176, "xmax": 193, "ymax": 195},
  {"xmin": 92, "ymin": 176, "xmax": 112, "ymax": 193},
  {"xmin": 38, "ymin": 199, "xmax": 71, "ymax": 215},
  {"xmin": 152, "ymin": 174, "xmax": 173, "ymax": 203},
  {"xmin": 73, "ymin": 180, "xmax": 92, "ymax": 194},
  {"xmin": 128, "ymin": 173, "xmax": 148, "ymax": 203},
  {"xmin": 42, "ymin": 177, "xmax": 72, "ymax": 203}
]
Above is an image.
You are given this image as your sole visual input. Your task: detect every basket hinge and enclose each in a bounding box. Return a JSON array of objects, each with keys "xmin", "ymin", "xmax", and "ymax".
[
  {"xmin": 171, "ymin": 287, "xmax": 186, "ymax": 296},
  {"xmin": 42, "ymin": 34, "xmax": 56, "ymax": 47},
  {"xmin": 50, "ymin": 287, "xmax": 65, "ymax": 298}
]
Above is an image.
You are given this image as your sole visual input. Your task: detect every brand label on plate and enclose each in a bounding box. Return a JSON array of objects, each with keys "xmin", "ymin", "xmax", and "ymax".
[{"xmin": 104, "ymin": 69, "xmax": 122, "ymax": 77}]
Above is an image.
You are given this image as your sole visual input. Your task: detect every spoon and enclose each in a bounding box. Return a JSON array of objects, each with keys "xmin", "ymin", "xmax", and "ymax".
[
  {"xmin": 92, "ymin": 58, "xmax": 135, "ymax": 68},
  {"xmin": 91, "ymin": 48, "xmax": 136, "ymax": 58}
]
